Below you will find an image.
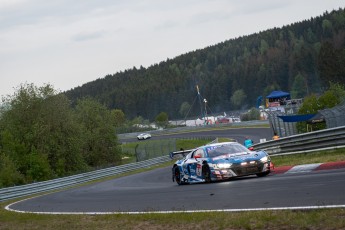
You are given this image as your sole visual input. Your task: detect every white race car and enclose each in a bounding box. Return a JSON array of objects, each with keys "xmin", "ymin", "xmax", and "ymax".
[{"xmin": 137, "ymin": 133, "xmax": 151, "ymax": 140}]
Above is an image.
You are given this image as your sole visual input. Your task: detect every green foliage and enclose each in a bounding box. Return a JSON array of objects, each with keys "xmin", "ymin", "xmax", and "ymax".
[
  {"xmin": 0, "ymin": 83, "xmax": 122, "ymax": 188},
  {"xmin": 297, "ymin": 94, "xmax": 325, "ymax": 133},
  {"xmin": 318, "ymin": 42, "xmax": 345, "ymax": 87},
  {"xmin": 328, "ymin": 82, "xmax": 345, "ymax": 103},
  {"xmin": 291, "ymin": 72, "xmax": 307, "ymax": 98},
  {"xmin": 111, "ymin": 109, "xmax": 126, "ymax": 127},
  {"xmin": 297, "ymin": 83, "xmax": 345, "ymax": 133},
  {"xmin": 179, "ymin": 101, "xmax": 191, "ymax": 118},
  {"xmin": 0, "ymin": 152, "xmax": 25, "ymax": 187},
  {"xmin": 259, "ymin": 39, "xmax": 269, "ymax": 55},
  {"xmin": 155, "ymin": 112, "xmax": 169, "ymax": 128},
  {"xmin": 230, "ymin": 89, "xmax": 247, "ymax": 109},
  {"xmin": 26, "ymin": 149, "xmax": 52, "ymax": 182},
  {"xmin": 64, "ymin": 9, "xmax": 345, "ymax": 120},
  {"xmin": 240, "ymin": 107, "xmax": 261, "ymax": 121},
  {"xmin": 75, "ymin": 97, "xmax": 121, "ymax": 168}
]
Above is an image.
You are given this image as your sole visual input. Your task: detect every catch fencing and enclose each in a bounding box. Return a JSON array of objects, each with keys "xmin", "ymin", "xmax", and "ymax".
[
  {"xmin": 2, "ymin": 126, "xmax": 345, "ymax": 202},
  {"xmin": 320, "ymin": 103, "xmax": 345, "ymax": 128},
  {"xmin": 253, "ymin": 125, "xmax": 345, "ymax": 155}
]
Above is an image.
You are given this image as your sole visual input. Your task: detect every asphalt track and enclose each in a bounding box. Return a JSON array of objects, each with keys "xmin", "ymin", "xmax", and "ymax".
[
  {"xmin": 7, "ymin": 164, "xmax": 345, "ymax": 214},
  {"xmin": 122, "ymin": 127, "xmax": 273, "ymax": 144}
]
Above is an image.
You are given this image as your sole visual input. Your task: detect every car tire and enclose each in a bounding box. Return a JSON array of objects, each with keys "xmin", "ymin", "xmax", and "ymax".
[
  {"xmin": 174, "ymin": 166, "xmax": 185, "ymax": 185},
  {"xmin": 202, "ymin": 164, "xmax": 212, "ymax": 183},
  {"xmin": 256, "ymin": 171, "xmax": 270, "ymax": 177}
]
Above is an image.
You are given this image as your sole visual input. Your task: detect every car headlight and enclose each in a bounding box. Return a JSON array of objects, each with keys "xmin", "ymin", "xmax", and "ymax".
[
  {"xmin": 217, "ymin": 163, "xmax": 232, "ymax": 169},
  {"xmin": 260, "ymin": 156, "xmax": 268, "ymax": 163}
]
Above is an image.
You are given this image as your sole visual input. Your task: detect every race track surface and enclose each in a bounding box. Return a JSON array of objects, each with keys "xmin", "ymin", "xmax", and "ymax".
[
  {"xmin": 7, "ymin": 165, "xmax": 345, "ymax": 214},
  {"xmin": 121, "ymin": 127, "xmax": 273, "ymax": 144}
]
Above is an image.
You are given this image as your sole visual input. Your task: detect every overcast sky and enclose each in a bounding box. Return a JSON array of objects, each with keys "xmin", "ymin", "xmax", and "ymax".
[{"xmin": 1, "ymin": 0, "xmax": 344, "ymax": 97}]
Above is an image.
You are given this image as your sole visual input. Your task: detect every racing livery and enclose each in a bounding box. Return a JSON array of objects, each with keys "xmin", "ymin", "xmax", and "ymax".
[{"xmin": 171, "ymin": 142, "xmax": 272, "ymax": 185}]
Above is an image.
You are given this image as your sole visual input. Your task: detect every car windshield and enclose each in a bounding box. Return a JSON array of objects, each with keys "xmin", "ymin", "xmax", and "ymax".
[{"xmin": 206, "ymin": 143, "xmax": 249, "ymax": 158}]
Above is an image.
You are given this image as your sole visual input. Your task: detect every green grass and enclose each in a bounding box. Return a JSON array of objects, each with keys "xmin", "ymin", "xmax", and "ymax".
[
  {"xmin": 0, "ymin": 205, "xmax": 344, "ymax": 229},
  {"xmin": 271, "ymin": 148, "xmax": 345, "ymax": 166},
  {"xmin": 1, "ymin": 143, "xmax": 345, "ymax": 229}
]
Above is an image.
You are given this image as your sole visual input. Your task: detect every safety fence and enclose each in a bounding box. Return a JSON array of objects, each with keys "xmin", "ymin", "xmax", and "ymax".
[
  {"xmin": 253, "ymin": 125, "xmax": 345, "ymax": 155},
  {"xmin": 122, "ymin": 137, "xmax": 215, "ymax": 162},
  {"xmin": 135, "ymin": 139, "xmax": 176, "ymax": 162},
  {"xmin": 320, "ymin": 103, "xmax": 345, "ymax": 129},
  {"xmin": 0, "ymin": 156, "xmax": 171, "ymax": 202},
  {"xmin": 2, "ymin": 126, "xmax": 345, "ymax": 202}
]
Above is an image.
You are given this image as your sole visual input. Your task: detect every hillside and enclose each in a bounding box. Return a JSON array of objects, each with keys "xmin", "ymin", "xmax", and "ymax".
[{"xmin": 65, "ymin": 8, "xmax": 345, "ymax": 121}]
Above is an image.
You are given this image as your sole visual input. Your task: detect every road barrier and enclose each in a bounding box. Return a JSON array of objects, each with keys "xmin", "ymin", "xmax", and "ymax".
[
  {"xmin": 253, "ymin": 126, "xmax": 345, "ymax": 155},
  {"xmin": 0, "ymin": 156, "xmax": 171, "ymax": 202},
  {"xmin": 1, "ymin": 125, "xmax": 345, "ymax": 202}
]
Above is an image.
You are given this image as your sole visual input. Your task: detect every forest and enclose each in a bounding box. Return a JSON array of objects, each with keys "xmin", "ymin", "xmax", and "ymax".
[
  {"xmin": 1, "ymin": 8, "xmax": 345, "ymax": 188},
  {"xmin": 65, "ymin": 8, "xmax": 345, "ymax": 121}
]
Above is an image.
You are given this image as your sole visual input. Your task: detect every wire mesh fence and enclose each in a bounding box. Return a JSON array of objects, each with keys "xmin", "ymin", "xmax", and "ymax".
[
  {"xmin": 135, "ymin": 139, "xmax": 177, "ymax": 162},
  {"xmin": 121, "ymin": 137, "xmax": 217, "ymax": 163},
  {"xmin": 320, "ymin": 103, "xmax": 345, "ymax": 128},
  {"xmin": 266, "ymin": 111, "xmax": 298, "ymax": 137}
]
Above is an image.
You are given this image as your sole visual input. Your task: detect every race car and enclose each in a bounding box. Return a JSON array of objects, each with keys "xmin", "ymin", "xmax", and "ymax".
[
  {"xmin": 170, "ymin": 141, "xmax": 272, "ymax": 185},
  {"xmin": 137, "ymin": 133, "xmax": 151, "ymax": 140}
]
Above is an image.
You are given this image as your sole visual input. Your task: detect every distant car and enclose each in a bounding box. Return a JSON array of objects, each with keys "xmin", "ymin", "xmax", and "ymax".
[
  {"xmin": 137, "ymin": 133, "xmax": 151, "ymax": 140},
  {"xmin": 170, "ymin": 142, "xmax": 272, "ymax": 185},
  {"xmin": 216, "ymin": 117, "xmax": 230, "ymax": 124}
]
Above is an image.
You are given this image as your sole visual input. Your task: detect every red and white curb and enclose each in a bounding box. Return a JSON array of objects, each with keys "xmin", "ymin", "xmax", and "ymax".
[{"xmin": 272, "ymin": 161, "xmax": 345, "ymax": 174}]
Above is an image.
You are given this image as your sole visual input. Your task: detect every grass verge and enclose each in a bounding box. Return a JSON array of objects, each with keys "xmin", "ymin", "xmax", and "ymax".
[
  {"xmin": 1, "ymin": 146, "xmax": 345, "ymax": 229},
  {"xmin": 0, "ymin": 205, "xmax": 344, "ymax": 230},
  {"xmin": 271, "ymin": 148, "xmax": 345, "ymax": 166}
]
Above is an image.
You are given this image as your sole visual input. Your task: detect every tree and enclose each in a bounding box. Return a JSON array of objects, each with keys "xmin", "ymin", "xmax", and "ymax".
[
  {"xmin": 62, "ymin": 9, "xmax": 345, "ymax": 120},
  {"xmin": 318, "ymin": 42, "xmax": 345, "ymax": 87},
  {"xmin": 296, "ymin": 94, "xmax": 321, "ymax": 133},
  {"xmin": 291, "ymin": 72, "xmax": 307, "ymax": 98},
  {"xmin": 179, "ymin": 102, "xmax": 191, "ymax": 118},
  {"xmin": 111, "ymin": 109, "xmax": 126, "ymax": 127},
  {"xmin": 155, "ymin": 112, "xmax": 169, "ymax": 128},
  {"xmin": 241, "ymin": 107, "xmax": 260, "ymax": 121},
  {"xmin": 230, "ymin": 89, "xmax": 247, "ymax": 109},
  {"xmin": 0, "ymin": 83, "xmax": 87, "ymax": 185},
  {"xmin": 260, "ymin": 39, "xmax": 269, "ymax": 55},
  {"xmin": 75, "ymin": 98, "xmax": 121, "ymax": 168},
  {"xmin": 0, "ymin": 152, "xmax": 25, "ymax": 187}
]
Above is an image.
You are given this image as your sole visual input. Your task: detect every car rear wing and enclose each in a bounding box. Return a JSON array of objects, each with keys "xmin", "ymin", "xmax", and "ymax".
[{"xmin": 169, "ymin": 149, "xmax": 193, "ymax": 159}]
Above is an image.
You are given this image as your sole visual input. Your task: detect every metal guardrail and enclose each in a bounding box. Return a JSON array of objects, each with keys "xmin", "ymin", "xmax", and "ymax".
[
  {"xmin": 2, "ymin": 125, "xmax": 345, "ymax": 202},
  {"xmin": 253, "ymin": 125, "xmax": 345, "ymax": 155},
  {"xmin": 0, "ymin": 155, "xmax": 171, "ymax": 202}
]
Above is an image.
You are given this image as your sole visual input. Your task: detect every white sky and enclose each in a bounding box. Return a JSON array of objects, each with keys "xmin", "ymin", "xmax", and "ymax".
[{"xmin": 1, "ymin": 0, "xmax": 344, "ymax": 97}]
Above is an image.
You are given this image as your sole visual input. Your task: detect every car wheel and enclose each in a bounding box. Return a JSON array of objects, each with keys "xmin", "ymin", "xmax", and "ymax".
[
  {"xmin": 202, "ymin": 164, "xmax": 212, "ymax": 183},
  {"xmin": 256, "ymin": 171, "xmax": 270, "ymax": 177},
  {"xmin": 174, "ymin": 166, "xmax": 184, "ymax": 185}
]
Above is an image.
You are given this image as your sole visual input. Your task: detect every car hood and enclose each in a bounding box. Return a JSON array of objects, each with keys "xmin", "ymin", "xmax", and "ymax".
[{"xmin": 212, "ymin": 151, "xmax": 267, "ymax": 164}]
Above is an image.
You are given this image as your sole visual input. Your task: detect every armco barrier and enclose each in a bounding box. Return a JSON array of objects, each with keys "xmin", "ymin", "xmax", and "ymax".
[
  {"xmin": 0, "ymin": 155, "xmax": 171, "ymax": 202},
  {"xmin": 2, "ymin": 126, "xmax": 345, "ymax": 202},
  {"xmin": 253, "ymin": 125, "xmax": 345, "ymax": 155}
]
